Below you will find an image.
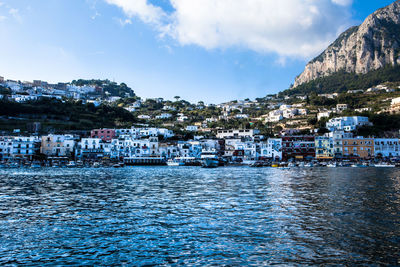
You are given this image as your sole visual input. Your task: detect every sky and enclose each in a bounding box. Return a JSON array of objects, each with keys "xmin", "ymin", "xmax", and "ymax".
[{"xmin": 0, "ymin": 0, "xmax": 396, "ymax": 103}]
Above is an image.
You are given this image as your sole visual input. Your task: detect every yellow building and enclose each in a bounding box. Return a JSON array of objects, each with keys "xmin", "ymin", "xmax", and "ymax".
[{"xmin": 342, "ymin": 138, "xmax": 374, "ymax": 159}]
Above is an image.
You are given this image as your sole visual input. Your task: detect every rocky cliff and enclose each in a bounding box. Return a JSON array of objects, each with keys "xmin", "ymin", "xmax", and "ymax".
[{"xmin": 293, "ymin": 0, "xmax": 400, "ymax": 88}]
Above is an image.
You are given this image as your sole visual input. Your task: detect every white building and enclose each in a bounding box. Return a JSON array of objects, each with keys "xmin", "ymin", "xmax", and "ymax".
[
  {"xmin": 138, "ymin": 115, "xmax": 151, "ymax": 120},
  {"xmin": 76, "ymin": 138, "xmax": 111, "ymax": 159},
  {"xmin": 186, "ymin": 126, "xmax": 198, "ymax": 132},
  {"xmin": 389, "ymin": 97, "xmax": 400, "ymax": 114},
  {"xmin": 265, "ymin": 110, "xmax": 284, "ymax": 122},
  {"xmin": 111, "ymin": 136, "xmax": 159, "ymax": 159},
  {"xmin": 336, "ymin": 104, "xmax": 348, "ymax": 113},
  {"xmin": 235, "ymin": 114, "xmax": 249, "ymax": 119},
  {"xmin": 326, "ymin": 116, "xmax": 372, "ymax": 132},
  {"xmin": 155, "ymin": 113, "xmax": 172, "ymax": 119},
  {"xmin": 260, "ymin": 138, "xmax": 282, "ymax": 160},
  {"xmin": 11, "ymin": 136, "xmax": 41, "ymax": 160},
  {"xmin": 177, "ymin": 113, "xmax": 189, "ymax": 122},
  {"xmin": 217, "ymin": 129, "xmax": 260, "ymax": 139},
  {"xmin": 374, "ymin": 138, "xmax": 400, "ymax": 158},
  {"xmin": 0, "ymin": 137, "xmax": 13, "ymax": 160},
  {"xmin": 317, "ymin": 111, "xmax": 333, "ymax": 121}
]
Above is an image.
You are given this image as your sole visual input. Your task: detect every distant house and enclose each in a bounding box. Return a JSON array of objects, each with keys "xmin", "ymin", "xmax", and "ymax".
[
  {"xmin": 138, "ymin": 115, "xmax": 151, "ymax": 120},
  {"xmin": 326, "ymin": 116, "xmax": 372, "ymax": 132},
  {"xmin": 336, "ymin": 104, "xmax": 348, "ymax": 113},
  {"xmin": 155, "ymin": 113, "xmax": 172, "ymax": 119},
  {"xmin": 186, "ymin": 126, "xmax": 198, "ymax": 132}
]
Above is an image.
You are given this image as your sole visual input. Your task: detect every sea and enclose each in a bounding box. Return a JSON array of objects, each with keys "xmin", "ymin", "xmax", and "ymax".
[{"xmin": 0, "ymin": 167, "xmax": 399, "ymax": 265}]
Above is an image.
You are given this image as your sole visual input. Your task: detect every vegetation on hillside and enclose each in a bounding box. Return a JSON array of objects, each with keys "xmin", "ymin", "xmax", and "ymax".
[
  {"xmin": 283, "ymin": 65, "xmax": 400, "ymax": 96},
  {"xmin": 0, "ymin": 98, "xmax": 137, "ymax": 132},
  {"xmin": 71, "ymin": 79, "xmax": 135, "ymax": 97}
]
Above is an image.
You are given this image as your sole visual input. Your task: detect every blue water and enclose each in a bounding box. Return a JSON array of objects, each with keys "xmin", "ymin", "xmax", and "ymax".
[{"xmin": 0, "ymin": 167, "xmax": 399, "ymax": 265}]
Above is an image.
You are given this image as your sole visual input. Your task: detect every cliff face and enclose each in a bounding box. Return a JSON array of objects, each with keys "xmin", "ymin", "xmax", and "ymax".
[{"xmin": 293, "ymin": 0, "xmax": 400, "ymax": 88}]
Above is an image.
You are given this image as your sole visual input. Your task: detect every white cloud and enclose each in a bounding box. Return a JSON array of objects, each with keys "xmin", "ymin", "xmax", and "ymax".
[
  {"xmin": 9, "ymin": 8, "xmax": 22, "ymax": 23},
  {"xmin": 105, "ymin": 0, "xmax": 165, "ymax": 25},
  {"xmin": 0, "ymin": 15, "xmax": 6, "ymax": 21},
  {"xmin": 117, "ymin": 18, "xmax": 132, "ymax": 27},
  {"xmin": 332, "ymin": 0, "xmax": 353, "ymax": 6},
  {"xmin": 105, "ymin": 0, "xmax": 353, "ymax": 59}
]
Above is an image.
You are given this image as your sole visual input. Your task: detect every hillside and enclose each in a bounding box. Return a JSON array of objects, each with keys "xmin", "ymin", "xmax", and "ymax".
[
  {"xmin": 0, "ymin": 98, "xmax": 137, "ymax": 132},
  {"xmin": 283, "ymin": 64, "xmax": 400, "ymax": 96},
  {"xmin": 294, "ymin": 0, "xmax": 400, "ymax": 88},
  {"xmin": 71, "ymin": 79, "xmax": 135, "ymax": 97}
]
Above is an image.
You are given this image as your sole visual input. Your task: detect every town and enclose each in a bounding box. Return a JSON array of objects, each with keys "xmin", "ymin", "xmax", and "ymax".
[{"xmin": 1, "ymin": 76, "xmax": 400, "ymax": 168}]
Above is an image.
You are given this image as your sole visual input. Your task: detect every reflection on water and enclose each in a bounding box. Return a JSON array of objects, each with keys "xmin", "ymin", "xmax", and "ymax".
[{"xmin": 0, "ymin": 167, "xmax": 399, "ymax": 265}]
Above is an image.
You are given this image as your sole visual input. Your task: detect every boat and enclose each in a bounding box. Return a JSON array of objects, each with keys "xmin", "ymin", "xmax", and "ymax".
[
  {"xmin": 327, "ymin": 162, "xmax": 337, "ymax": 168},
  {"xmin": 66, "ymin": 161, "xmax": 77, "ymax": 168},
  {"xmin": 288, "ymin": 162, "xmax": 296, "ymax": 167},
  {"xmin": 8, "ymin": 162, "xmax": 19, "ymax": 168},
  {"xmin": 30, "ymin": 161, "xmax": 41, "ymax": 168},
  {"xmin": 351, "ymin": 164, "xmax": 367, "ymax": 168},
  {"xmin": 93, "ymin": 162, "xmax": 101, "ymax": 168},
  {"xmin": 167, "ymin": 159, "xmax": 185, "ymax": 166},
  {"xmin": 304, "ymin": 162, "xmax": 314, "ymax": 168},
  {"xmin": 374, "ymin": 163, "xmax": 396, "ymax": 168},
  {"xmin": 201, "ymin": 150, "xmax": 219, "ymax": 168},
  {"xmin": 113, "ymin": 163, "xmax": 124, "ymax": 168}
]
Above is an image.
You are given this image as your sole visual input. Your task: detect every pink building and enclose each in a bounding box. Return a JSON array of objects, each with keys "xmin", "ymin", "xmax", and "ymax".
[{"xmin": 91, "ymin": 129, "xmax": 116, "ymax": 142}]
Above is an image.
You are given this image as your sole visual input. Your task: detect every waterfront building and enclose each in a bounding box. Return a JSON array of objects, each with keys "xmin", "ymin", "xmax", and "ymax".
[
  {"xmin": 76, "ymin": 138, "xmax": 111, "ymax": 160},
  {"xmin": 326, "ymin": 116, "xmax": 372, "ymax": 132},
  {"xmin": 216, "ymin": 129, "xmax": 260, "ymax": 139},
  {"xmin": 282, "ymin": 136, "xmax": 315, "ymax": 161},
  {"xmin": 41, "ymin": 135, "xmax": 76, "ymax": 157},
  {"xmin": 11, "ymin": 136, "xmax": 41, "ymax": 160},
  {"xmin": 374, "ymin": 138, "xmax": 400, "ymax": 158},
  {"xmin": 324, "ymin": 131, "xmax": 353, "ymax": 158},
  {"xmin": 315, "ymin": 136, "xmax": 334, "ymax": 160},
  {"xmin": 259, "ymin": 138, "xmax": 282, "ymax": 160},
  {"xmin": 0, "ymin": 137, "xmax": 13, "ymax": 160},
  {"xmin": 342, "ymin": 137, "xmax": 374, "ymax": 159},
  {"xmin": 91, "ymin": 129, "xmax": 116, "ymax": 142}
]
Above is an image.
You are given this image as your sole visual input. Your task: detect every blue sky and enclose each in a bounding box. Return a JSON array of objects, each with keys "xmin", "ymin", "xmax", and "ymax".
[{"xmin": 0, "ymin": 0, "xmax": 395, "ymax": 103}]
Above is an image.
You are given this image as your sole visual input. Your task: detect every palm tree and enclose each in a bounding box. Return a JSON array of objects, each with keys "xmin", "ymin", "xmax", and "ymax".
[{"xmin": 174, "ymin": 96, "xmax": 181, "ymax": 101}]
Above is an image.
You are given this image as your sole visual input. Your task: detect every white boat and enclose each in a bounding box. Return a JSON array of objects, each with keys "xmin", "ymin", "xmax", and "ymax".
[
  {"xmin": 31, "ymin": 161, "xmax": 41, "ymax": 168},
  {"xmin": 66, "ymin": 161, "xmax": 77, "ymax": 168},
  {"xmin": 167, "ymin": 159, "xmax": 185, "ymax": 166},
  {"xmin": 327, "ymin": 162, "xmax": 337, "ymax": 168},
  {"xmin": 288, "ymin": 162, "xmax": 296, "ymax": 167},
  {"xmin": 304, "ymin": 162, "xmax": 314, "ymax": 168},
  {"xmin": 374, "ymin": 163, "xmax": 395, "ymax": 168}
]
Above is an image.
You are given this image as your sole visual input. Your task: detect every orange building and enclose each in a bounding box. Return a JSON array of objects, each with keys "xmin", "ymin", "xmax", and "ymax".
[{"xmin": 342, "ymin": 138, "xmax": 374, "ymax": 159}]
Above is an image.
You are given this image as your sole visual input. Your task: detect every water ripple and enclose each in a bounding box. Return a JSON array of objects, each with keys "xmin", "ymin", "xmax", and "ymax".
[{"xmin": 0, "ymin": 167, "xmax": 399, "ymax": 265}]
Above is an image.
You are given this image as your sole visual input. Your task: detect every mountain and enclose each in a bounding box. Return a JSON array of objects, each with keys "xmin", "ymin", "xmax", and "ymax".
[{"xmin": 293, "ymin": 0, "xmax": 400, "ymax": 88}]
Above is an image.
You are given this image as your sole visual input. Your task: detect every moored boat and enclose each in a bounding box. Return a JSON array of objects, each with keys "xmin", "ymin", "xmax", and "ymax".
[
  {"xmin": 167, "ymin": 159, "xmax": 185, "ymax": 166},
  {"xmin": 374, "ymin": 163, "xmax": 395, "ymax": 168},
  {"xmin": 201, "ymin": 150, "xmax": 220, "ymax": 168}
]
